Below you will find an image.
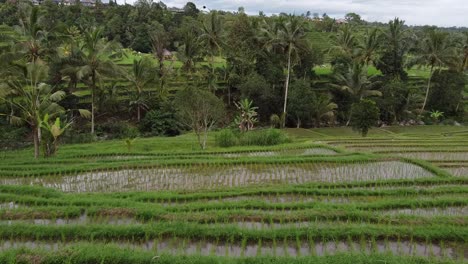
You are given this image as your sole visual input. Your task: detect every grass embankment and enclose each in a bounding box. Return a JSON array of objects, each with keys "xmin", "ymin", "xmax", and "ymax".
[{"xmin": 0, "ymin": 245, "xmax": 462, "ymax": 264}]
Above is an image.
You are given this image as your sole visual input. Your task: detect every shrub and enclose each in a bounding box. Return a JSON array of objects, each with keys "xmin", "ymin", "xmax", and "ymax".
[
  {"xmin": 0, "ymin": 123, "xmax": 29, "ymax": 149},
  {"xmin": 97, "ymin": 121, "xmax": 140, "ymax": 139},
  {"xmin": 215, "ymin": 129, "xmax": 238, "ymax": 147},
  {"xmin": 140, "ymin": 102, "xmax": 183, "ymax": 137},
  {"xmin": 62, "ymin": 129, "xmax": 96, "ymax": 144},
  {"xmin": 239, "ymin": 129, "xmax": 290, "ymax": 146},
  {"xmin": 215, "ymin": 128, "xmax": 289, "ymax": 148},
  {"xmin": 351, "ymin": 99, "xmax": 380, "ymax": 137}
]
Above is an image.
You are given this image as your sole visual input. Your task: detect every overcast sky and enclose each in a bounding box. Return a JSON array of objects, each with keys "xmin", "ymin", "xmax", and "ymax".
[{"xmin": 121, "ymin": 0, "xmax": 467, "ymax": 27}]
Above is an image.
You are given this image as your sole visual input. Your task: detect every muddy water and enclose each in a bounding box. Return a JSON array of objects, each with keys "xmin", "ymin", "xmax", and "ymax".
[
  {"xmin": 445, "ymin": 167, "xmax": 468, "ymax": 177},
  {"xmin": 393, "ymin": 152, "xmax": 468, "ymax": 161},
  {"xmin": 0, "ymin": 213, "xmax": 140, "ymax": 226},
  {"xmin": 222, "ymin": 148, "xmax": 338, "ymax": 158},
  {"xmin": 0, "ymin": 161, "xmax": 434, "ymax": 193},
  {"xmin": 384, "ymin": 207, "xmax": 468, "ymax": 217},
  {"xmin": 0, "ymin": 202, "xmax": 19, "ymax": 209},
  {"xmin": 0, "ymin": 239, "xmax": 464, "ymax": 259}
]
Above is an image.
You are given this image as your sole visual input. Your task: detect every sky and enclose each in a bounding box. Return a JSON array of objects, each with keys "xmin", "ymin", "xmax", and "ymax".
[{"xmin": 121, "ymin": 0, "xmax": 468, "ymax": 27}]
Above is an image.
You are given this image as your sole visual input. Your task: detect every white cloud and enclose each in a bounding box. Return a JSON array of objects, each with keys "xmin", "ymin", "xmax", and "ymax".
[{"xmin": 119, "ymin": 0, "xmax": 468, "ymax": 27}]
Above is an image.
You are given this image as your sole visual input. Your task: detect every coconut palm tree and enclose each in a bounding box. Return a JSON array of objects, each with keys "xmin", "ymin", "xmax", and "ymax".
[
  {"xmin": 278, "ymin": 16, "xmax": 309, "ymax": 125},
  {"xmin": 149, "ymin": 24, "xmax": 169, "ymax": 78},
  {"xmin": 15, "ymin": 6, "xmax": 46, "ymax": 63},
  {"xmin": 311, "ymin": 93, "xmax": 338, "ymax": 128},
  {"xmin": 377, "ymin": 18, "xmax": 411, "ymax": 79},
  {"xmin": 260, "ymin": 15, "xmax": 308, "ymax": 127},
  {"xmin": 177, "ymin": 30, "xmax": 203, "ymax": 75},
  {"xmin": 330, "ymin": 24, "xmax": 358, "ymax": 57},
  {"xmin": 357, "ymin": 28, "xmax": 382, "ymax": 66},
  {"xmin": 457, "ymin": 32, "xmax": 468, "ymax": 72},
  {"xmin": 77, "ymin": 27, "xmax": 120, "ymax": 134},
  {"xmin": 125, "ymin": 57, "xmax": 155, "ymax": 121},
  {"xmin": 333, "ymin": 63, "xmax": 382, "ymax": 125},
  {"xmin": 410, "ymin": 30, "xmax": 457, "ymax": 112},
  {"xmin": 200, "ymin": 11, "xmax": 224, "ymax": 90}
]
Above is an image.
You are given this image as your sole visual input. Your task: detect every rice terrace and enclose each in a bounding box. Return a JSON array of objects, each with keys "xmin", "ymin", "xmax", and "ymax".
[{"xmin": 0, "ymin": 0, "xmax": 468, "ymax": 263}]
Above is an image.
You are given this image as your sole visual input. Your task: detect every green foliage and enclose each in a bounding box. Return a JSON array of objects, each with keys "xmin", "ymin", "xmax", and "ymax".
[
  {"xmin": 270, "ymin": 114, "xmax": 281, "ymax": 128},
  {"xmin": 140, "ymin": 103, "xmax": 182, "ymax": 137},
  {"xmin": 234, "ymin": 98, "xmax": 258, "ymax": 132},
  {"xmin": 428, "ymin": 70, "xmax": 465, "ymax": 119},
  {"xmin": 238, "ymin": 129, "xmax": 290, "ymax": 146},
  {"xmin": 288, "ymin": 80, "xmax": 314, "ymax": 127},
  {"xmin": 215, "ymin": 129, "xmax": 290, "ymax": 147},
  {"xmin": 430, "ymin": 110, "xmax": 444, "ymax": 124},
  {"xmin": 175, "ymin": 87, "xmax": 225, "ymax": 150},
  {"xmin": 351, "ymin": 99, "xmax": 380, "ymax": 137},
  {"xmin": 239, "ymin": 73, "xmax": 280, "ymax": 122},
  {"xmin": 215, "ymin": 129, "xmax": 238, "ymax": 147},
  {"xmin": 97, "ymin": 121, "xmax": 140, "ymax": 139}
]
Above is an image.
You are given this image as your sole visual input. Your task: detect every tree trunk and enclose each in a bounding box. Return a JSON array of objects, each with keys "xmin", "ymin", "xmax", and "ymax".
[
  {"xmin": 91, "ymin": 72, "xmax": 96, "ymax": 134},
  {"xmin": 421, "ymin": 65, "xmax": 434, "ymax": 112},
  {"xmin": 137, "ymin": 105, "xmax": 141, "ymax": 122},
  {"xmin": 33, "ymin": 126, "xmax": 40, "ymax": 159},
  {"xmin": 346, "ymin": 110, "xmax": 352, "ymax": 126},
  {"xmin": 296, "ymin": 118, "xmax": 301, "ymax": 128},
  {"xmin": 282, "ymin": 45, "xmax": 292, "ymax": 128}
]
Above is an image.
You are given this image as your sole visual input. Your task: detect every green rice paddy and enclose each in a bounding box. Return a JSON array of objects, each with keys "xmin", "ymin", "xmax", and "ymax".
[{"xmin": 0, "ymin": 126, "xmax": 466, "ymax": 263}]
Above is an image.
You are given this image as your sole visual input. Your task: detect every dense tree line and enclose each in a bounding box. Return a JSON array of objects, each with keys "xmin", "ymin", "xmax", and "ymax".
[{"xmin": 0, "ymin": 0, "xmax": 467, "ymax": 156}]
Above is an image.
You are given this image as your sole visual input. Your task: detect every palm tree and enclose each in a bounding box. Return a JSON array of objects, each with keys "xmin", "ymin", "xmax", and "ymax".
[
  {"xmin": 149, "ymin": 25, "xmax": 169, "ymax": 78},
  {"xmin": 278, "ymin": 16, "xmax": 309, "ymax": 125},
  {"xmin": 410, "ymin": 30, "xmax": 456, "ymax": 112},
  {"xmin": 457, "ymin": 32, "xmax": 468, "ymax": 72},
  {"xmin": 330, "ymin": 24, "xmax": 358, "ymax": 57},
  {"xmin": 260, "ymin": 15, "xmax": 308, "ymax": 126},
  {"xmin": 234, "ymin": 98, "xmax": 258, "ymax": 132},
  {"xmin": 15, "ymin": 6, "xmax": 46, "ymax": 63},
  {"xmin": 357, "ymin": 28, "xmax": 381, "ymax": 66},
  {"xmin": 125, "ymin": 57, "xmax": 154, "ymax": 121},
  {"xmin": 177, "ymin": 30, "xmax": 203, "ymax": 76},
  {"xmin": 377, "ymin": 18, "xmax": 411, "ymax": 78},
  {"xmin": 333, "ymin": 63, "xmax": 382, "ymax": 125},
  {"xmin": 200, "ymin": 11, "xmax": 224, "ymax": 90},
  {"xmin": 0, "ymin": 62, "xmax": 65, "ymax": 158},
  {"xmin": 78, "ymin": 27, "xmax": 120, "ymax": 134},
  {"xmin": 311, "ymin": 93, "xmax": 338, "ymax": 128}
]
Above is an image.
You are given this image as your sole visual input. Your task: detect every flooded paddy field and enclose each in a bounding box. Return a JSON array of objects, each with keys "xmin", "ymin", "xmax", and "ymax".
[
  {"xmin": 1, "ymin": 131, "xmax": 467, "ymax": 263},
  {"xmin": 0, "ymin": 161, "xmax": 434, "ymax": 193}
]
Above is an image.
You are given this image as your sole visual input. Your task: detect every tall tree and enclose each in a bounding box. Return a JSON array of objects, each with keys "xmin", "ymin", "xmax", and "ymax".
[
  {"xmin": 15, "ymin": 5, "xmax": 47, "ymax": 63},
  {"xmin": 200, "ymin": 11, "xmax": 224, "ymax": 91},
  {"xmin": 410, "ymin": 30, "xmax": 456, "ymax": 112},
  {"xmin": 333, "ymin": 63, "xmax": 382, "ymax": 125},
  {"xmin": 357, "ymin": 28, "xmax": 381, "ymax": 66},
  {"xmin": 376, "ymin": 18, "xmax": 410, "ymax": 79},
  {"xmin": 78, "ymin": 27, "xmax": 120, "ymax": 134},
  {"xmin": 261, "ymin": 15, "xmax": 308, "ymax": 126},
  {"xmin": 177, "ymin": 30, "xmax": 202, "ymax": 75},
  {"xmin": 125, "ymin": 57, "xmax": 154, "ymax": 121},
  {"xmin": 175, "ymin": 87, "xmax": 225, "ymax": 150}
]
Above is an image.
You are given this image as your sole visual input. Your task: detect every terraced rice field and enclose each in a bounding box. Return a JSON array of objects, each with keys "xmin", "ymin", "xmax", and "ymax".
[{"xmin": 0, "ymin": 127, "xmax": 466, "ymax": 263}]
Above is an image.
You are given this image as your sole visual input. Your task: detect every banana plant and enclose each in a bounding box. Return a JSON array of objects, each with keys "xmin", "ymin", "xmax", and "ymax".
[
  {"xmin": 234, "ymin": 98, "xmax": 258, "ymax": 132},
  {"xmin": 40, "ymin": 114, "xmax": 73, "ymax": 157}
]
